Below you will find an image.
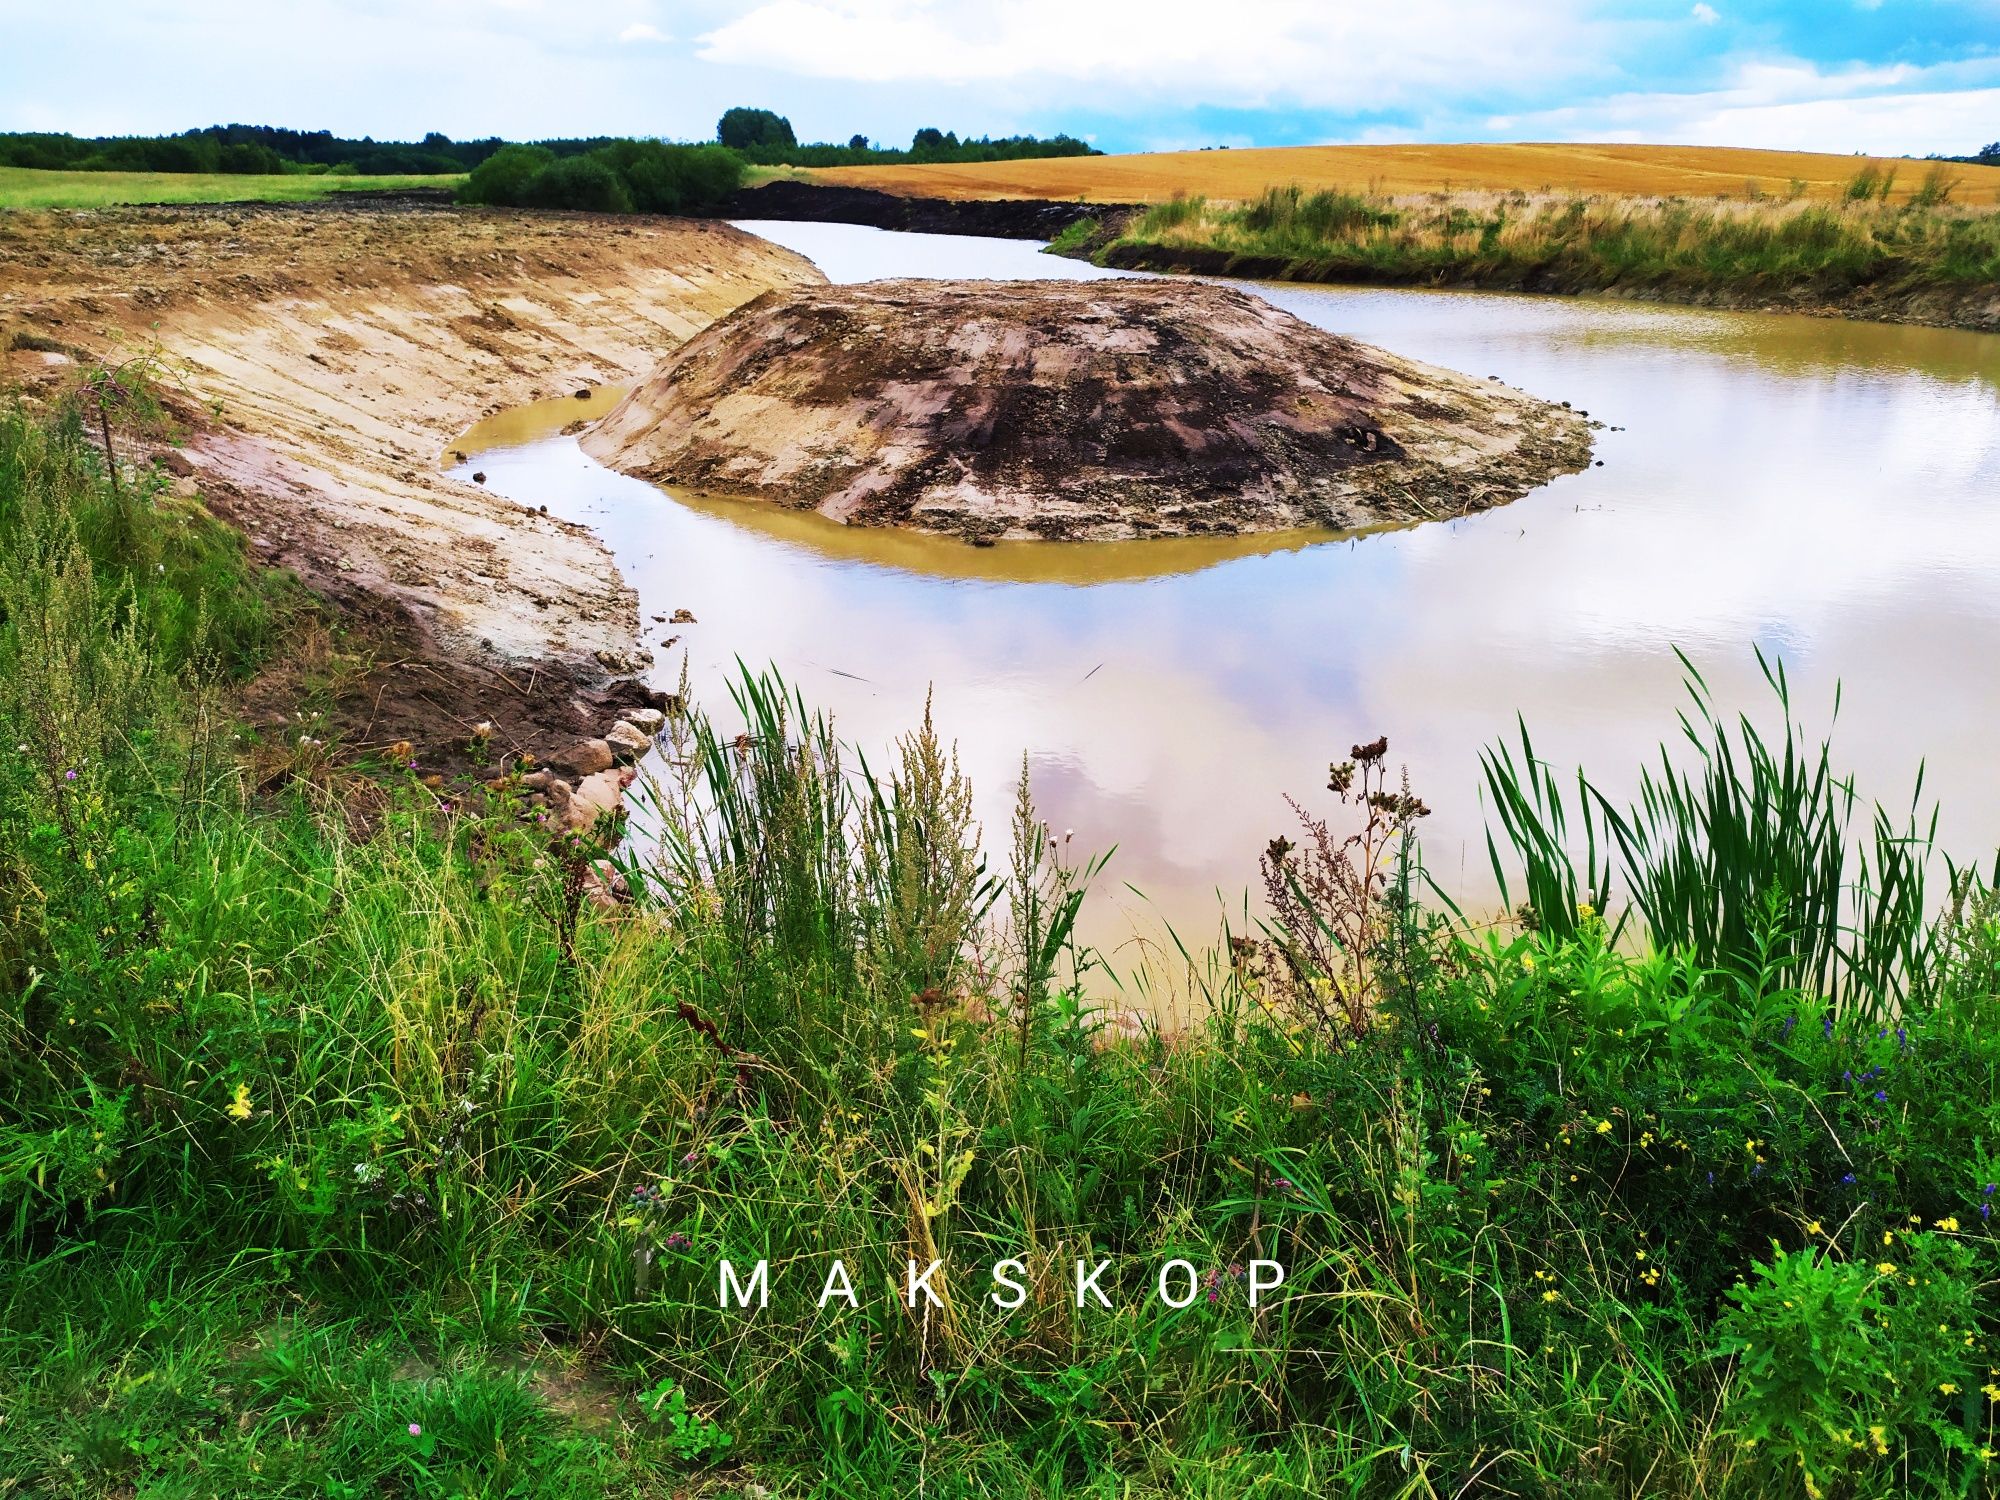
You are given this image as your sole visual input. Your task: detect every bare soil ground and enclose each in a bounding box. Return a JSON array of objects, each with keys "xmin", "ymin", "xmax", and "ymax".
[
  {"xmin": 807, "ymin": 142, "xmax": 2000, "ymax": 206},
  {"xmin": 1, "ymin": 199, "xmax": 820, "ymax": 765},
  {"xmin": 583, "ymin": 279, "xmax": 1594, "ymax": 542}
]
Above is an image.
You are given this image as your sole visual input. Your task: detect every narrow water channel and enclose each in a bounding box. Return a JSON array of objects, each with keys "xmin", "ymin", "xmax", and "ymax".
[{"xmin": 449, "ymin": 220, "xmax": 2000, "ymax": 994}]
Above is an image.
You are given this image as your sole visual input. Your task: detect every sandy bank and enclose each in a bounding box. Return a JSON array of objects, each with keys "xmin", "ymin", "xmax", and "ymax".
[{"xmin": 0, "ymin": 200, "xmax": 822, "ymax": 674}]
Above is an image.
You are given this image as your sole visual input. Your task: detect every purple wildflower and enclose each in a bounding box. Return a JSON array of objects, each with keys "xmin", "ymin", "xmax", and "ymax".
[{"xmin": 408, "ymin": 1423, "xmax": 422, "ymax": 1438}]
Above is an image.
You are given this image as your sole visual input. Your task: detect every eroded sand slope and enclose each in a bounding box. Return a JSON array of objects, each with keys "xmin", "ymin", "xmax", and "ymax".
[{"xmin": 0, "ymin": 201, "xmax": 823, "ymax": 668}]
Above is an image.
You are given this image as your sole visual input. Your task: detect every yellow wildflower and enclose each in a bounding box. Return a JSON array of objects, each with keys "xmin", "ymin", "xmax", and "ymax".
[
  {"xmin": 226, "ymin": 1082, "xmax": 254, "ymax": 1123},
  {"xmin": 1596, "ymin": 1120, "xmax": 1613, "ymax": 1135},
  {"xmin": 1875, "ymin": 1262, "xmax": 1897, "ymax": 1276},
  {"xmin": 1936, "ymin": 1216, "xmax": 1961, "ymax": 1232},
  {"xmin": 1808, "ymin": 1220, "xmax": 1824, "ymax": 1236},
  {"xmin": 1941, "ymin": 1383, "xmax": 1960, "ymax": 1395}
]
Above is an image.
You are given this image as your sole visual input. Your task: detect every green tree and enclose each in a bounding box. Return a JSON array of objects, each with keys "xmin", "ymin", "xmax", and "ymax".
[{"xmin": 717, "ymin": 107, "xmax": 796, "ymax": 151}]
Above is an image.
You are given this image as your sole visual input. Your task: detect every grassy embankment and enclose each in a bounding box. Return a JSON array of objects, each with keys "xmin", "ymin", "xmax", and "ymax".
[
  {"xmin": 1049, "ymin": 176, "xmax": 2000, "ymax": 318},
  {"xmin": 0, "ymin": 167, "xmax": 462, "ymax": 211},
  {"xmin": 6, "ymin": 375, "xmax": 2000, "ymax": 1497}
]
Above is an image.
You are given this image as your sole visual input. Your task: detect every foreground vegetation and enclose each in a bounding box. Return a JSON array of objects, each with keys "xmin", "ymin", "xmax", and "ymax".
[
  {"xmin": 1068, "ymin": 180, "xmax": 2000, "ymax": 313},
  {"xmin": 7, "ymin": 381, "xmax": 2000, "ymax": 1499}
]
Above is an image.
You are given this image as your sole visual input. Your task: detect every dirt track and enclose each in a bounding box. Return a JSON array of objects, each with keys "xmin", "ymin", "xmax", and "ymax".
[{"xmin": 0, "ymin": 200, "xmax": 820, "ymax": 671}]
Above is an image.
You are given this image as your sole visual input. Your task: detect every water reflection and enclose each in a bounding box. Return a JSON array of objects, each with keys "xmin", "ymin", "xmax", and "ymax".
[{"xmin": 449, "ymin": 222, "xmax": 2000, "ymax": 998}]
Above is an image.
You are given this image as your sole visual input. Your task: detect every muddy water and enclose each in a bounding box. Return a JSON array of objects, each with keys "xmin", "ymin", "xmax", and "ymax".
[{"xmin": 449, "ymin": 221, "xmax": 2000, "ymax": 1002}]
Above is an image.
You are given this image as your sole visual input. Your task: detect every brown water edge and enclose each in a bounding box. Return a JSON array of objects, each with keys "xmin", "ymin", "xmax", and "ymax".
[
  {"xmin": 442, "ymin": 386, "xmax": 632, "ymax": 465},
  {"xmin": 443, "ymin": 386, "xmax": 1413, "ymax": 585}
]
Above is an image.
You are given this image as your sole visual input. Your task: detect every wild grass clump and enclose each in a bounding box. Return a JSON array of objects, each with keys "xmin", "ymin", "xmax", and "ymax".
[
  {"xmin": 1106, "ymin": 180, "xmax": 2000, "ymax": 305},
  {"xmin": 5, "ymin": 386, "xmax": 2000, "ymax": 1495}
]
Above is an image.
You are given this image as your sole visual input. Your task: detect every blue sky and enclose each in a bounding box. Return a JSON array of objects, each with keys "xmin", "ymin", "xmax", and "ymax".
[{"xmin": 2, "ymin": 0, "xmax": 1995, "ymax": 156}]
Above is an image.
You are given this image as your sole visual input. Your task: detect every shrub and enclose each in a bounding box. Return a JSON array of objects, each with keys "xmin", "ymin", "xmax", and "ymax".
[
  {"xmin": 521, "ymin": 154, "xmax": 630, "ymax": 214},
  {"xmin": 458, "ymin": 141, "xmax": 741, "ymax": 217},
  {"xmin": 458, "ymin": 143, "xmax": 555, "ymax": 206},
  {"xmin": 1717, "ymin": 1236, "xmax": 1986, "ymax": 1496}
]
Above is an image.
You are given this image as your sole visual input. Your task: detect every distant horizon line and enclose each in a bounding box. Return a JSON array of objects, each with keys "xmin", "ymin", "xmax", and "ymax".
[{"xmin": 0, "ymin": 123, "xmax": 1984, "ymax": 166}]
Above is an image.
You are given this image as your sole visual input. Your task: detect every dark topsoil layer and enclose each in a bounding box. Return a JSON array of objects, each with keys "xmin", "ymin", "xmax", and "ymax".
[{"xmin": 723, "ymin": 179, "xmax": 1128, "ymax": 240}]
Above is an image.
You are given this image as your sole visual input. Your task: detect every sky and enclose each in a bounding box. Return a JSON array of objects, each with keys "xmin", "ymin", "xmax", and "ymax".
[{"xmin": 1, "ymin": 0, "xmax": 1995, "ymax": 157}]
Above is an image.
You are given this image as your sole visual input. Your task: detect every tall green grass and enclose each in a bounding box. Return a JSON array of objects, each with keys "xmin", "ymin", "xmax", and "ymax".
[
  {"xmin": 5, "ymin": 388, "xmax": 2000, "ymax": 1496},
  {"xmin": 1485, "ymin": 648, "xmax": 1938, "ymax": 1010},
  {"xmin": 1106, "ymin": 182, "xmax": 2000, "ymax": 303}
]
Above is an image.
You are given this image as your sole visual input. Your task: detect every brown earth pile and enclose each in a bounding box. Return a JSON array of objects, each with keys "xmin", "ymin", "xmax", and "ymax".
[{"xmin": 583, "ymin": 278, "xmax": 1594, "ymax": 541}]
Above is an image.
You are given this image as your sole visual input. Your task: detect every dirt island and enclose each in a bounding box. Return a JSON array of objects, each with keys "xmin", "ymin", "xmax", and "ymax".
[{"xmin": 582, "ymin": 278, "xmax": 1595, "ymax": 542}]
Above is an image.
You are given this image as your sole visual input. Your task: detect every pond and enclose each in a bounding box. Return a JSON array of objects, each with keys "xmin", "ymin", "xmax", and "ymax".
[{"xmin": 448, "ymin": 219, "xmax": 2000, "ymax": 995}]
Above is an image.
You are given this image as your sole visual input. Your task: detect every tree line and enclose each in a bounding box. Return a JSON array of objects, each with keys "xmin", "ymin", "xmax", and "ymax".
[{"xmin": 0, "ymin": 110, "xmax": 1098, "ymax": 180}]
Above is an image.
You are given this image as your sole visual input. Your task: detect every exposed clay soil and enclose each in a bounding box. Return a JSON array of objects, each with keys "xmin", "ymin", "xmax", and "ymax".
[
  {"xmin": 0, "ymin": 198, "xmax": 821, "ymax": 766},
  {"xmin": 583, "ymin": 278, "xmax": 1595, "ymax": 541}
]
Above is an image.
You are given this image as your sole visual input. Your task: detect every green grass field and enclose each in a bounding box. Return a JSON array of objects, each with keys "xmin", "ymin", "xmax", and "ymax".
[{"xmin": 0, "ymin": 166, "xmax": 463, "ymax": 211}]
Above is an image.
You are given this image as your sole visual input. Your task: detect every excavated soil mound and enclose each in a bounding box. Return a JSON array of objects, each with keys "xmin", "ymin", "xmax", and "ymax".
[{"xmin": 584, "ymin": 278, "xmax": 1593, "ymax": 541}]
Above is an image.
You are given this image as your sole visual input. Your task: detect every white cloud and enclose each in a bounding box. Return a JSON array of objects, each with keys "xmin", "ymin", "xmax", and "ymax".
[
  {"xmin": 1691, "ymin": 3, "xmax": 1720, "ymax": 23},
  {"xmin": 618, "ymin": 21, "xmax": 670, "ymax": 42},
  {"xmin": 1497, "ymin": 56, "xmax": 2000, "ymax": 157},
  {"xmin": 694, "ymin": 0, "xmax": 1615, "ymax": 111}
]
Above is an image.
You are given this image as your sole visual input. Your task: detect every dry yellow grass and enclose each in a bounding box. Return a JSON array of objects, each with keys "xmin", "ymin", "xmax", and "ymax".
[{"xmin": 810, "ymin": 142, "xmax": 2000, "ymax": 206}]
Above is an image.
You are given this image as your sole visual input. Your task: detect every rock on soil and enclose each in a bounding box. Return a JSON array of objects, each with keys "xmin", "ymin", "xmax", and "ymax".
[{"xmin": 583, "ymin": 279, "xmax": 1595, "ymax": 542}]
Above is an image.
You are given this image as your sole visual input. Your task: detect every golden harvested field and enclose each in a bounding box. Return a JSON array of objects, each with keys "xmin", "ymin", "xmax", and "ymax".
[{"xmin": 810, "ymin": 142, "xmax": 2000, "ymax": 205}]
